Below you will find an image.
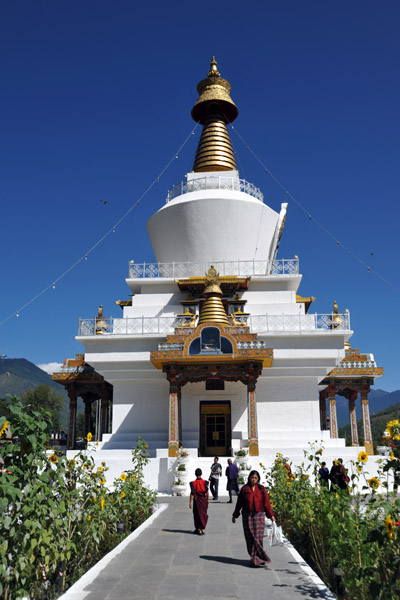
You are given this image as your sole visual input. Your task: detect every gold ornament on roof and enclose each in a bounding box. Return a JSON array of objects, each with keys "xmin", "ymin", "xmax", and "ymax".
[
  {"xmin": 95, "ymin": 305, "xmax": 108, "ymax": 335},
  {"xmin": 198, "ymin": 265, "xmax": 229, "ymax": 326},
  {"xmin": 191, "ymin": 57, "xmax": 238, "ymax": 172}
]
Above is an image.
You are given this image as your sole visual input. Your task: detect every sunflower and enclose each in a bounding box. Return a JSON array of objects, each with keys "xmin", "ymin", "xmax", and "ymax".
[
  {"xmin": 368, "ymin": 477, "xmax": 379, "ymax": 490},
  {"xmin": 0, "ymin": 420, "xmax": 9, "ymax": 437},
  {"xmin": 131, "ymin": 477, "xmax": 135, "ymax": 482},
  {"xmin": 384, "ymin": 516, "xmax": 394, "ymax": 539},
  {"xmin": 287, "ymin": 481, "xmax": 291, "ymax": 487},
  {"xmin": 358, "ymin": 451, "xmax": 368, "ymax": 463},
  {"xmin": 144, "ymin": 444, "xmax": 148, "ymax": 449},
  {"xmin": 49, "ymin": 454, "xmax": 58, "ymax": 464},
  {"xmin": 82, "ymin": 463, "xmax": 88, "ymax": 470},
  {"xmin": 98, "ymin": 466, "xmax": 104, "ymax": 473},
  {"xmin": 67, "ymin": 459, "xmax": 76, "ymax": 470},
  {"xmin": 87, "ymin": 432, "xmax": 93, "ymax": 442},
  {"xmin": 120, "ymin": 491, "xmax": 126, "ymax": 499},
  {"xmin": 100, "ymin": 477, "xmax": 106, "ymax": 485},
  {"xmin": 120, "ymin": 473, "xmax": 127, "ymax": 481},
  {"xmin": 100, "ymin": 497, "xmax": 105, "ymax": 510},
  {"xmin": 387, "ymin": 420, "xmax": 400, "ymax": 440},
  {"xmin": 87, "ymin": 515, "xmax": 92, "ymax": 521},
  {"xmin": 390, "ymin": 452, "xmax": 395, "ymax": 461},
  {"xmin": 357, "ymin": 465, "xmax": 363, "ymax": 473}
]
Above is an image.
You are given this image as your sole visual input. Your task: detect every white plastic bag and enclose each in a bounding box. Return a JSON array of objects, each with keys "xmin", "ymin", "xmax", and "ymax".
[{"xmin": 267, "ymin": 521, "xmax": 283, "ymax": 546}]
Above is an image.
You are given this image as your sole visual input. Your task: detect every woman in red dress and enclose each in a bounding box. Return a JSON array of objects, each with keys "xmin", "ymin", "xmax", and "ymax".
[
  {"xmin": 232, "ymin": 470, "xmax": 275, "ymax": 567},
  {"xmin": 189, "ymin": 468, "xmax": 209, "ymax": 535}
]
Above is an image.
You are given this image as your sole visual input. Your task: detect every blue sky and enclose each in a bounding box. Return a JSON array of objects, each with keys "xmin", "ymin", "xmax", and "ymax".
[{"xmin": 1, "ymin": 1, "xmax": 399, "ymax": 391}]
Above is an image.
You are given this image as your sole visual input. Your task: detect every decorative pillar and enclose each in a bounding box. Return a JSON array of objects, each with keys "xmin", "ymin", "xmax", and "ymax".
[
  {"xmin": 100, "ymin": 388, "xmax": 109, "ymax": 439},
  {"xmin": 348, "ymin": 390, "xmax": 359, "ymax": 446},
  {"xmin": 247, "ymin": 383, "xmax": 259, "ymax": 456},
  {"xmin": 67, "ymin": 388, "xmax": 78, "ymax": 450},
  {"xmin": 168, "ymin": 386, "xmax": 180, "ymax": 457},
  {"xmin": 361, "ymin": 381, "xmax": 373, "ymax": 455},
  {"xmin": 83, "ymin": 396, "xmax": 92, "ymax": 438},
  {"xmin": 328, "ymin": 382, "xmax": 338, "ymax": 439},
  {"xmin": 319, "ymin": 390, "xmax": 327, "ymax": 430}
]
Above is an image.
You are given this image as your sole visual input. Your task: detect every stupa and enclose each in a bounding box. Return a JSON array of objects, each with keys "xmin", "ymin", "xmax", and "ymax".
[{"xmin": 70, "ymin": 58, "xmax": 383, "ymax": 490}]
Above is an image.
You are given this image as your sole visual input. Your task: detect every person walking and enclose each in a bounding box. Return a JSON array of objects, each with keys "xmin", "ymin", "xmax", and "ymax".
[
  {"xmin": 232, "ymin": 470, "xmax": 275, "ymax": 568},
  {"xmin": 226, "ymin": 458, "xmax": 239, "ymax": 503},
  {"xmin": 209, "ymin": 456, "xmax": 222, "ymax": 500},
  {"xmin": 189, "ymin": 468, "xmax": 209, "ymax": 535}
]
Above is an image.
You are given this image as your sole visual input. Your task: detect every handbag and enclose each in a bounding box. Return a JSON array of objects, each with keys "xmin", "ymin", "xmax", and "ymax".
[{"xmin": 267, "ymin": 521, "xmax": 283, "ymax": 546}]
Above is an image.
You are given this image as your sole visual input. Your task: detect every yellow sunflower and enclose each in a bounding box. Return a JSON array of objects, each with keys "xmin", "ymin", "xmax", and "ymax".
[
  {"xmin": 368, "ymin": 477, "xmax": 379, "ymax": 490},
  {"xmin": 358, "ymin": 451, "xmax": 368, "ymax": 463},
  {"xmin": 387, "ymin": 420, "xmax": 400, "ymax": 440},
  {"xmin": 100, "ymin": 497, "xmax": 105, "ymax": 510},
  {"xmin": 98, "ymin": 466, "xmax": 104, "ymax": 473},
  {"xmin": 120, "ymin": 473, "xmax": 127, "ymax": 481},
  {"xmin": 287, "ymin": 481, "xmax": 291, "ymax": 487},
  {"xmin": 131, "ymin": 477, "xmax": 135, "ymax": 482},
  {"xmin": 87, "ymin": 432, "xmax": 93, "ymax": 442},
  {"xmin": 120, "ymin": 491, "xmax": 126, "ymax": 499},
  {"xmin": 0, "ymin": 420, "xmax": 9, "ymax": 437},
  {"xmin": 384, "ymin": 516, "xmax": 394, "ymax": 539},
  {"xmin": 390, "ymin": 452, "xmax": 395, "ymax": 461},
  {"xmin": 100, "ymin": 478, "xmax": 106, "ymax": 485},
  {"xmin": 49, "ymin": 454, "xmax": 58, "ymax": 464},
  {"xmin": 87, "ymin": 515, "xmax": 92, "ymax": 521}
]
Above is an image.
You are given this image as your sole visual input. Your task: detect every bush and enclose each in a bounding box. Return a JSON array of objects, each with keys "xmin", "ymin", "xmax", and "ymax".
[
  {"xmin": 0, "ymin": 399, "xmax": 156, "ymax": 599},
  {"xmin": 260, "ymin": 443, "xmax": 400, "ymax": 600}
]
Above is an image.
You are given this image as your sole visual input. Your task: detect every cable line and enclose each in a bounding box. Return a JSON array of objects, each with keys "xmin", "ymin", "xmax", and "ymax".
[
  {"xmin": 0, "ymin": 123, "xmax": 199, "ymax": 327},
  {"xmin": 231, "ymin": 125, "xmax": 400, "ymax": 295}
]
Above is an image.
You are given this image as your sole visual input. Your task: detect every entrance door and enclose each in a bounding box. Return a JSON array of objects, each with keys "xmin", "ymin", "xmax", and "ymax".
[{"xmin": 200, "ymin": 401, "xmax": 231, "ymax": 456}]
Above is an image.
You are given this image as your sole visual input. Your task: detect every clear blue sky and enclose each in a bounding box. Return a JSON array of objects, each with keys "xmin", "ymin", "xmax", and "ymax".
[{"xmin": 1, "ymin": 1, "xmax": 399, "ymax": 391}]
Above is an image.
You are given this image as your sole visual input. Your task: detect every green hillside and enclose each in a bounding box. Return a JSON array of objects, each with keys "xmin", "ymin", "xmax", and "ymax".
[
  {"xmin": 0, "ymin": 358, "xmax": 68, "ymax": 427},
  {"xmin": 339, "ymin": 401, "xmax": 400, "ymax": 448}
]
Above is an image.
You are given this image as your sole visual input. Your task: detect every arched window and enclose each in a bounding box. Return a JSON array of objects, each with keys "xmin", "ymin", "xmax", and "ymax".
[
  {"xmin": 201, "ymin": 327, "xmax": 220, "ymax": 352},
  {"xmin": 188, "ymin": 337, "xmax": 201, "ymax": 355},
  {"xmin": 221, "ymin": 337, "xmax": 233, "ymax": 354}
]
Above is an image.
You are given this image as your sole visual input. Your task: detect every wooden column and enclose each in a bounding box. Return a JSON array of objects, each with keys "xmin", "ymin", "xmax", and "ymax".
[
  {"xmin": 67, "ymin": 389, "xmax": 78, "ymax": 450},
  {"xmin": 83, "ymin": 396, "xmax": 92, "ymax": 438},
  {"xmin": 361, "ymin": 381, "xmax": 373, "ymax": 455},
  {"xmin": 348, "ymin": 390, "xmax": 359, "ymax": 446},
  {"xmin": 328, "ymin": 382, "xmax": 338, "ymax": 439},
  {"xmin": 168, "ymin": 385, "xmax": 180, "ymax": 457},
  {"xmin": 100, "ymin": 388, "xmax": 109, "ymax": 439},
  {"xmin": 319, "ymin": 390, "xmax": 327, "ymax": 430},
  {"xmin": 247, "ymin": 383, "xmax": 259, "ymax": 456}
]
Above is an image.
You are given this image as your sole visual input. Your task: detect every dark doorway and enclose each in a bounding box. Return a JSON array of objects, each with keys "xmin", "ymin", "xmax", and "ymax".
[{"xmin": 199, "ymin": 401, "xmax": 231, "ymax": 456}]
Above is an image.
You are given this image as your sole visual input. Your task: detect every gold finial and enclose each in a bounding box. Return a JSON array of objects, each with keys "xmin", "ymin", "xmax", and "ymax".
[
  {"xmin": 95, "ymin": 304, "xmax": 108, "ymax": 335},
  {"xmin": 208, "ymin": 56, "xmax": 220, "ymax": 78},
  {"xmin": 198, "ymin": 266, "xmax": 229, "ymax": 326},
  {"xmin": 191, "ymin": 58, "xmax": 238, "ymax": 172}
]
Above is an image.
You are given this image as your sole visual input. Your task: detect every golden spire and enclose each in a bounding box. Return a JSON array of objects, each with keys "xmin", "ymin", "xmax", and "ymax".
[
  {"xmin": 198, "ymin": 266, "xmax": 229, "ymax": 325},
  {"xmin": 191, "ymin": 57, "xmax": 238, "ymax": 172}
]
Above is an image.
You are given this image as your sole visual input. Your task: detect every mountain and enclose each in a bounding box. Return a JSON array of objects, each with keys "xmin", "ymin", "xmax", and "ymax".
[
  {"xmin": 336, "ymin": 388, "xmax": 400, "ymax": 428},
  {"xmin": 0, "ymin": 358, "xmax": 68, "ymax": 427}
]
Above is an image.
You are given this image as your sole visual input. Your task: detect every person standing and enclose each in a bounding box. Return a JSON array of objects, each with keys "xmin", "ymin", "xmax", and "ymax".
[
  {"xmin": 318, "ymin": 461, "xmax": 330, "ymax": 489},
  {"xmin": 232, "ymin": 470, "xmax": 275, "ymax": 568},
  {"xmin": 226, "ymin": 458, "xmax": 239, "ymax": 503},
  {"xmin": 189, "ymin": 468, "xmax": 209, "ymax": 535},
  {"xmin": 209, "ymin": 456, "xmax": 222, "ymax": 500}
]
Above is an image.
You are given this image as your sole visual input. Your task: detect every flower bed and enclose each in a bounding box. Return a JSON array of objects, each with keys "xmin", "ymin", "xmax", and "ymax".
[
  {"xmin": 0, "ymin": 399, "xmax": 157, "ymax": 600},
  {"xmin": 260, "ymin": 429, "xmax": 400, "ymax": 600}
]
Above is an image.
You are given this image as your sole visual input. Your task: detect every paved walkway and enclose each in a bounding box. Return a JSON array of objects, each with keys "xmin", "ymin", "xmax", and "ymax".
[{"xmin": 63, "ymin": 496, "xmax": 335, "ymax": 600}]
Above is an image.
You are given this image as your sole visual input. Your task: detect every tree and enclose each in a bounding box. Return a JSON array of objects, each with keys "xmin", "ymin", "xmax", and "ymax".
[{"xmin": 20, "ymin": 385, "xmax": 65, "ymax": 430}]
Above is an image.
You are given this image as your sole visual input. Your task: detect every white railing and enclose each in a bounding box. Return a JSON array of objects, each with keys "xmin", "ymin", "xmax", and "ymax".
[
  {"xmin": 166, "ymin": 175, "xmax": 264, "ymax": 203},
  {"xmin": 128, "ymin": 258, "xmax": 299, "ymax": 279},
  {"xmin": 78, "ymin": 312, "xmax": 351, "ymax": 337}
]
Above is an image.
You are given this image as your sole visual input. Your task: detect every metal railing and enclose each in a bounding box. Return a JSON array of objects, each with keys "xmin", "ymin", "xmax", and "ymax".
[
  {"xmin": 78, "ymin": 312, "xmax": 351, "ymax": 337},
  {"xmin": 128, "ymin": 258, "xmax": 299, "ymax": 279},
  {"xmin": 166, "ymin": 175, "xmax": 264, "ymax": 203}
]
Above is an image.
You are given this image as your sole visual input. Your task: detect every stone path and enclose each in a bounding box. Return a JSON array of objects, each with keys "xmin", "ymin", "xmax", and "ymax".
[{"xmin": 63, "ymin": 496, "xmax": 335, "ymax": 600}]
